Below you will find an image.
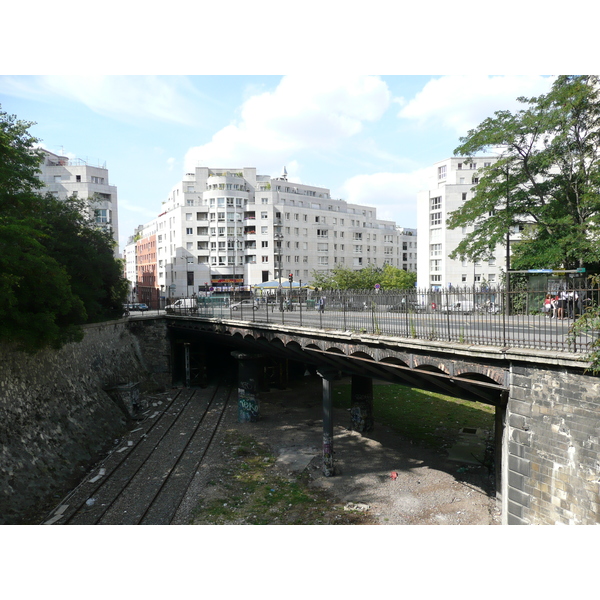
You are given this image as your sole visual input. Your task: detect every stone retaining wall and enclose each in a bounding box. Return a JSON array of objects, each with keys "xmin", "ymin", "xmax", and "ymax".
[
  {"xmin": 0, "ymin": 317, "xmax": 170, "ymax": 524},
  {"xmin": 507, "ymin": 364, "xmax": 600, "ymax": 524}
]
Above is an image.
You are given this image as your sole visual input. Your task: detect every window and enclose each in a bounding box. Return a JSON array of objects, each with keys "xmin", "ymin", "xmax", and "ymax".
[
  {"xmin": 469, "ymin": 163, "xmax": 477, "ymax": 169},
  {"xmin": 437, "ymin": 165, "xmax": 447, "ymax": 180},
  {"xmin": 186, "ymin": 213, "xmax": 192, "ymax": 221},
  {"xmin": 261, "ymin": 241, "xmax": 269, "ymax": 248},
  {"xmin": 430, "ymin": 243, "xmax": 442, "ymax": 257},
  {"xmin": 430, "ymin": 197, "xmax": 441, "ymax": 211},
  {"xmin": 462, "ymin": 274, "xmax": 467, "ymax": 282},
  {"xmin": 186, "ymin": 228, "xmax": 193, "ymax": 235},
  {"xmin": 457, "ymin": 163, "xmax": 462, "ymax": 170},
  {"xmin": 262, "ymin": 256, "xmax": 269, "ymax": 263},
  {"xmin": 430, "ymin": 212, "xmax": 442, "ymax": 226},
  {"xmin": 462, "ymin": 192, "xmax": 467, "ymax": 200},
  {"xmin": 261, "ymin": 226, "xmax": 268, "ymax": 234}
]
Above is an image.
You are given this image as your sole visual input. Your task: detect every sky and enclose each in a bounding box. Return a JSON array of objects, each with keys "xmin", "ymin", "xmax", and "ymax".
[
  {"xmin": 1, "ymin": 3, "xmax": 592, "ymax": 261},
  {"xmin": 0, "ymin": 74, "xmax": 557, "ymax": 254}
]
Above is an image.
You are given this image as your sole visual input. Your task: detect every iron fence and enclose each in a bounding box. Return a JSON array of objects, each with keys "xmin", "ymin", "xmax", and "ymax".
[{"xmin": 165, "ymin": 284, "xmax": 600, "ymax": 355}]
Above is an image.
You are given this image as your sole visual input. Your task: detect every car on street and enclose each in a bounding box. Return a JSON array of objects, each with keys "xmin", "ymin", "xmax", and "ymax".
[
  {"xmin": 230, "ymin": 299, "xmax": 259, "ymax": 310},
  {"xmin": 123, "ymin": 303, "xmax": 149, "ymax": 312},
  {"xmin": 388, "ymin": 301, "xmax": 426, "ymax": 313}
]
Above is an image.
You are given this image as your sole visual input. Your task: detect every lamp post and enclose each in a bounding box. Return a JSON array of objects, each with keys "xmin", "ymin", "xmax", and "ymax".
[
  {"xmin": 274, "ymin": 233, "xmax": 284, "ymax": 300},
  {"xmin": 187, "ymin": 257, "xmax": 194, "ymax": 298},
  {"xmin": 505, "ymin": 163, "xmax": 511, "ymax": 319}
]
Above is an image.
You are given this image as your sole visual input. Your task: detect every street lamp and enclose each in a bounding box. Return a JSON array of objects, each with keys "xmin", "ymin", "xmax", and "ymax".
[{"xmin": 187, "ymin": 257, "xmax": 194, "ymax": 298}]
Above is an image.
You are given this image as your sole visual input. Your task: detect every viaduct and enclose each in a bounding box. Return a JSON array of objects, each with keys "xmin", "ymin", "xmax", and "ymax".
[
  {"xmin": 167, "ymin": 313, "xmax": 600, "ymax": 525},
  {"xmin": 2, "ymin": 312, "xmax": 599, "ymax": 525}
]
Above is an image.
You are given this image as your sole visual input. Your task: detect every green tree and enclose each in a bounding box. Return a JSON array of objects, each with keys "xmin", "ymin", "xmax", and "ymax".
[
  {"xmin": 311, "ymin": 264, "xmax": 415, "ymax": 290},
  {"xmin": 0, "ymin": 106, "xmax": 128, "ymax": 351},
  {"xmin": 447, "ymin": 75, "xmax": 600, "ymax": 272}
]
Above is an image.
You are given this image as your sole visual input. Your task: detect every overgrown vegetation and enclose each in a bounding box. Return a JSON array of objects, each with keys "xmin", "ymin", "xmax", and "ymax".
[
  {"xmin": 334, "ymin": 383, "xmax": 495, "ymax": 451},
  {"xmin": 189, "ymin": 431, "xmax": 372, "ymax": 525}
]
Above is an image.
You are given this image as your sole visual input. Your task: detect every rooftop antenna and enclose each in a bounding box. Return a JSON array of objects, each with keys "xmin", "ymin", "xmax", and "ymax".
[{"xmin": 281, "ymin": 166, "xmax": 287, "ymax": 181}]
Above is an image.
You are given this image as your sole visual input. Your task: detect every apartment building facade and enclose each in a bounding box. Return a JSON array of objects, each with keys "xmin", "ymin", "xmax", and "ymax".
[
  {"xmin": 37, "ymin": 149, "xmax": 119, "ymax": 251},
  {"xmin": 126, "ymin": 166, "xmax": 414, "ymax": 301},
  {"xmin": 416, "ymin": 156, "xmax": 511, "ymax": 290}
]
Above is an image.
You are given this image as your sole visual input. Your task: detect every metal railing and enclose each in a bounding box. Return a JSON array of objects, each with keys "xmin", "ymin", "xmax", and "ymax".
[{"xmin": 164, "ymin": 284, "xmax": 600, "ymax": 355}]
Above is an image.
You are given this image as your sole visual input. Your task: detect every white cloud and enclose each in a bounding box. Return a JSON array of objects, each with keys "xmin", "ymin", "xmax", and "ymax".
[
  {"xmin": 0, "ymin": 75, "xmax": 206, "ymax": 125},
  {"xmin": 339, "ymin": 168, "xmax": 430, "ymax": 229},
  {"xmin": 398, "ymin": 75, "xmax": 556, "ymax": 134},
  {"xmin": 184, "ymin": 75, "xmax": 391, "ymax": 173}
]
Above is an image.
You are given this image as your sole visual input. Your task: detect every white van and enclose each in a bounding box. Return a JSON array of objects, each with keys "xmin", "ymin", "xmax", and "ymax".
[{"xmin": 165, "ymin": 298, "xmax": 198, "ymax": 314}]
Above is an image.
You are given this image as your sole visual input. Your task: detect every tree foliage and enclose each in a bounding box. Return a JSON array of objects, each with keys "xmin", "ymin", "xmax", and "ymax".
[
  {"xmin": 0, "ymin": 106, "xmax": 128, "ymax": 352},
  {"xmin": 447, "ymin": 75, "xmax": 600, "ymax": 272},
  {"xmin": 311, "ymin": 264, "xmax": 416, "ymax": 290}
]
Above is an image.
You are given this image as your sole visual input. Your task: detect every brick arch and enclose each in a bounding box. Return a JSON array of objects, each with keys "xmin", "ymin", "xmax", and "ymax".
[
  {"xmin": 454, "ymin": 365, "xmax": 505, "ymax": 386},
  {"xmin": 413, "ymin": 358, "xmax": 451, "ymax": 376},
  {"xmin": 326, "ymin": 346, "xmax": 347, "ymax": 355},
  {"xmin": 350, "ymin": 351, "xmax": 375, "ymax": 360},
  {"xmin": 379, "ymin": 355, "xmax": 411, "ymax": 368}
]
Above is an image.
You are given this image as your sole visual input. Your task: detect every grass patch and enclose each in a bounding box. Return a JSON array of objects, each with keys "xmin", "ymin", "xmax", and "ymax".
[
  {"xmin": 190, "ymin": 431, "xmax": 373, "ymax": 525},
  {"xmin": 333, "ymin": 383, "xmax": 495, "ymax": 451}
]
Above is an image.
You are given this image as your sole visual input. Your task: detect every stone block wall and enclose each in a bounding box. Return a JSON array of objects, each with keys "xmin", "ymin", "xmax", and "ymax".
[
  {"xmin": 507, "ymin": 364, "xmax": 600, "ymax": 524},
  {"xmin": 0, "ymin": 317, "xmax": 170, "ymax": 524}
]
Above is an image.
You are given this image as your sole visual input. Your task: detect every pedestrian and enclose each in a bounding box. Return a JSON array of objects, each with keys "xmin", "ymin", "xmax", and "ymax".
[
  {"xmin": 556, "ymin": 291, "xmax": 567, "ymax": 319},
  {"xmin": 543, "ymin": 294, "xmax": 553, "ymax": 317}
]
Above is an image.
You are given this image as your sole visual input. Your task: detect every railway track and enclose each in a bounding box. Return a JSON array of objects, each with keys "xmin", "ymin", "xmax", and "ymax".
[{"xmin": 41, "ymin": 382, "xmax": 234, "ymax": 525}]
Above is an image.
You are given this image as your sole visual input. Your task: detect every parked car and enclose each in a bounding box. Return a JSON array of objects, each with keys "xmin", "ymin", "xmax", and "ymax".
[
  {"xmin": 230, "ymin": 299, "xmax": 259, "ymax": 311},
  {"xmin": 165, "ymin": 298, "xmax": 198, "ymax": 313},
  {"xmin": 388, "ymin": 301, "xmax": 425, "ymax": 313},
  {"xmin": 440, "ymin": 301, "xmax": 474, "ymax": 314},
  {"xmin": 123, "ymin": 303, "xmax": 149, "ymax": 312}
]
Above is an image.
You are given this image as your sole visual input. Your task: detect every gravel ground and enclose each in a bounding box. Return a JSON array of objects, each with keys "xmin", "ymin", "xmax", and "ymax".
[{"xmin": 175, "ymin": 375, "xmax": 501, "ymax": 525}]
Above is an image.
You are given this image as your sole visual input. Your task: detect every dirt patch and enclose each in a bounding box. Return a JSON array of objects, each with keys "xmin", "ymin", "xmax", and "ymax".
[{"xmin": 176, "ymin": 376, "xmax": 500, "ymax": 525}]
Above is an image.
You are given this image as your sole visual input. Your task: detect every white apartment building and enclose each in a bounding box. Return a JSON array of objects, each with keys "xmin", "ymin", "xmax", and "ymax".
[
  {"xmin": 37, "ymin": 149, "xmax": 119, "ymax": 251},
  {"xmin": 416, "ymin": 156, "xmax": 511, "ymax": 290},
  {"xmin": 127, "ymin": 166, "xmax": 413, "ymax": 299}
]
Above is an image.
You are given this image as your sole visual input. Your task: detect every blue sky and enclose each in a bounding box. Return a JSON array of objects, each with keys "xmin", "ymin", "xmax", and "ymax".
[
  {"xmin": 0, "ymin": 74, "xmax": 557, "ymax": 254},
  {"xmin": 1, "ymin": 3, "xmax": 590, "ymax": 260}
]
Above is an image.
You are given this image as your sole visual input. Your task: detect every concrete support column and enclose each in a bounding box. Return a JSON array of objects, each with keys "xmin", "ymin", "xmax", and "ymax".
[
  {"xmin": 350, "ymin": 375, "xmax": 374, "ymax": 433},
  {"xmin": 231, "ymin": 352, "xmax": 263, "ymax": 423},
  {"xmin": 317, "ymin": 367, "xmax": 338, "ymax": 477}
]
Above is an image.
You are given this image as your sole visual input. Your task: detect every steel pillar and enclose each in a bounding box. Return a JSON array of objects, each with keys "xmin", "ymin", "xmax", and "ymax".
[
  {"xmin": 350, "ymin": 375, "xmax": 374, "ymax": 433},
  {"xmin": 231, "ymin": 352, "xmax": 263, "ymax": 423},
  {"xmin": 317, "ymin": 367, "xmax": 338, "ymax": 477}
]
